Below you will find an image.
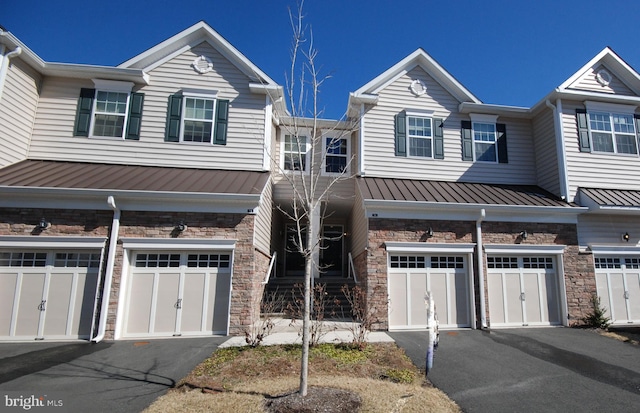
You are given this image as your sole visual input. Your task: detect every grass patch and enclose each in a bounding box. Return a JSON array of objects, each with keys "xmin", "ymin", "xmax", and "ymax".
[{"xmin": 144, "ymin": 343, "xmax": 460, "ymax": 413}]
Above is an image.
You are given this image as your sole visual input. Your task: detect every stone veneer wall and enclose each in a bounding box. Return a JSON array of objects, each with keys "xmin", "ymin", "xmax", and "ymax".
[
  {"xmin": 0, "ymin": 208, "xmax": 265, "ymax": 339},
  {"xmin": 365, "ymin": 218, "xmax": 595, "ymax": 330}
]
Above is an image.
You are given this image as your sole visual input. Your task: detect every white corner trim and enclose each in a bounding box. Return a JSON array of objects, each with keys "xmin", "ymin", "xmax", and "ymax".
[
  {"xmin": 120, "ymin": 237, "xmax": 236, "ymax": 250},
  {"xmin": 92, "ymin": 79, "xmax": 134, "ymax": 92},
  {"xmin": 483, "ymin": 244, "xmax": 566, "ymax": 255},
  {"xmin": 385, "ymin": 242, "xmax": 476, "ymax": 254},
  {"xmin": 0, "ymin": 236, "xmax": 107, "ymax": 249}
]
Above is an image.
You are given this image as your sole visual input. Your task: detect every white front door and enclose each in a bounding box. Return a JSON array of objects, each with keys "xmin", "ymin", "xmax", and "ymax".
[
  {"xmin": 123, "ymin": 251, "xmax": 232, "ymax": 338},
  {"xmin": 487, "ymin": 256, "xmax": 561, "ymax": 327},
  {"xmin": 0, "ymin": 251, "xmax": 100, "ymax": 341},
  {"xmin": 388, "ymin": 255, "xmax": 471, "ymax": 330},
  {"xmin": 595, "ymin": 256, "xmax": 640, "ymax": 325}
]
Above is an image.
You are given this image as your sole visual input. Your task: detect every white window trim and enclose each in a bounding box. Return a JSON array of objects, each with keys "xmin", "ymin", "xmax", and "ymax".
[
  {"xmin": 586, "ymin": 110, "xmax": 638, "ymax": 156},
  {"xmin": 483, "ymin": 244, "xmax": 566, "ymax": 255},
  {"xmin": 405, "ymin": 110, "xmax": 434, "ymax": 159},
  {"xmin": 585, "ymin": 101, "xmax": 637, "ymax": 115},
  {"xmin": 0, "ymin": 236, "xmax": 106, "ymax": 249},
  {"xmin": 88, "ymin": 80, "xmax": 135, "ymax": 140},
  {"xmin": 322, "ymin": 136, "xmax": 350, "ymax": 176},
  {"xmin": 385, "ymin": 241, "xmax": 476, "ymax": 254},
  {"xmin": 120, "ymin": 238, "xmax": 236, "ymax": 250},
  {"xmin": 281, "ymin": 131, "xmax": 310, "ymax": 172},
  {"xmin": 180, "ymin": 89, "xmax": 219, "ymax": 144}
]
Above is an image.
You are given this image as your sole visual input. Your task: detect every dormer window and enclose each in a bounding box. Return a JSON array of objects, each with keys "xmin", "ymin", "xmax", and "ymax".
[
  {"xmin": 394, "ymin": 110, "xmax": 444, "ymax": 159},
  {"xmin": 93, "ymin": 91, "xmax": 129, "ymax": 137},
  {"xmin": 461, "ymin": 114, "xmax": 508, "ymax": 163},
  {"xmin": 164, "ymin": 90, "xmax": 229, "ymax": 145}
]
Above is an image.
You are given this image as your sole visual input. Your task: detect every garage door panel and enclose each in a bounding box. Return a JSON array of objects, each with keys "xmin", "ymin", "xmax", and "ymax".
[
  {"xmin": 73, "ymin": 271, "xmax": 99, "ymax": 337},
  {"xmin": 610, "ymin": 273, "xmax": 627, "ymax": 321},
  {"xmin": 153, "ymin": 272, "xmax": 180, "ymax": 334},
  {"xmin": 15, "ymin": 273, "xmax": 46, "ymax": 337},
  {"xmin": 409, "ymin": 273, "xmax": 428, "ymax": 326},
  {"xmin": 544, "ymin": 272, "xmax": 561, "ymax": 324},
  {"xmin": 505, "ymin": 273, "xmax": 524, "ymax": 325},
  {"xmin": 210, "ymin": 272, "xmax": 231, "ymax": 333},
  {"xmin": 388, "ymin": 273, "xmax": 409, "ymax": 327},
  {"xmin": 181, "ymin": 272, "xmax": 206, "ymax": 333},
  {"xmin": 523, "ymin": 274, "xmax": 542, "ymax": 325},
  {"xmin": 0, "ymin": 273, "xmax": 18, "ymax": 335},
  {"xmin": 487, "ymin": 273, "xmax": 506, "ymax": 325},
  {"xmin": 126, "ymin": 272, "xmax": 154, "ymax": 335},
  {"xmin": 43, "ymin": 272, "xmax": 74, "ymax": 336},
  {"xmin": 627, "ymin": 273, "xmax": 640, "ymax": 320},
  {"xmin": 454, "ymin": 272, "xmax": 470, "ymax": 326},
  {"xmin": 595, "ymin": 272, "xmax": 613, "ymax": 319}
]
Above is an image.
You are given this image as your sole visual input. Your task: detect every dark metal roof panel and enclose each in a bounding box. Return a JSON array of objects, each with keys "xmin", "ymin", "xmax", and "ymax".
[
  {"xmin": 357, "ymin": 177, "xmax": 573, "ymax": 208},
  {"xmin": 0, "ymin": 160, "xmax": 269, "ymax": 195},
  {"xmin": 580, "ymin": 187, "xmax": 640, "ymax": 207}
]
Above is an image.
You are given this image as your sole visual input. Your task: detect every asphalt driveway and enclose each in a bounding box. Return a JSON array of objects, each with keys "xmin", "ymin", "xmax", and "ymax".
[
  {"xmin": 0, "ymin": 337, "xmax": 226, "ymax": 413},
  {"xmin": 390, "ymin": 328, "xmax": 640, "ymax": 413}
]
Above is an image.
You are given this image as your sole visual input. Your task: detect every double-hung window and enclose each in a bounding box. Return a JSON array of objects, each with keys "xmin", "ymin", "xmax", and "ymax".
[
  {"xmin": 74, "ymin": 79, "xmax": 144, "ymax": 140},
  {"xmin": 283, "ymin": 134, "xmax": 308, "ymax": 171},
  {"xmin": 165, "ymin": 90, "xmax": 229, "ymax": 145},
  {"xmin": 461, "ymin": 114, "xmax": 508, "ymax": 163},
  {"xmin": 394, "ymin": 110, "xmax": 444, "ymax": 159},
  {"xmin": 408, "ymin": 115, "xmax": 433, "ymax": 157},
  {"xmin": 589, "ymin": 112, "xmax": 637, "ymax": 154},
  {"xmin": 577, "ymin": 103, "xmax": 639, "ymax": 155},
  {"xmin": 325, "ymin": 137, "xmax": 348, "ymax": 173}
]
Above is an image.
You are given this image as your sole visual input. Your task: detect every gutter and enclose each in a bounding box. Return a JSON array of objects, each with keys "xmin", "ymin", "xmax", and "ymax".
[
  {"xmin": 476, "ymin": 209, "xmax": 487, "ymax": 329},
  {"xmin": 546, "ymin": 99, "xmax": 570, "ymax": 201},
  {"xmin": 91, "ymin": 196, "xmax": 120, "ymax": 342},
  {"xmin": 0, "ymin": 44, "xmax": 22, "ymax": 101}
]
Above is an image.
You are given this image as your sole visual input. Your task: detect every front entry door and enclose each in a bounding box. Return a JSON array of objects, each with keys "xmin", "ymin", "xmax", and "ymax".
[{"xmin": 284, "ymin": 225, "xmax": 344, "ymax": 277}]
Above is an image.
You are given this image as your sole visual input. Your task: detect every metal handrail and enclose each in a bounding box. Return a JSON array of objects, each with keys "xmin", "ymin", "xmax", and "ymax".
[
  {"xmin": 262, "ymin": 251, "xmax": 277, "ymax": 284},
  {"xmin": 348, "ymin": 252, "xmax": 358, "ymax": 283}
]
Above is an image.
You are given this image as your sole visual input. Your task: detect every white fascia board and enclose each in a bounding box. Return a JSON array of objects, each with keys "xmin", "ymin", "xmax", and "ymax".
[
  {"xmin": 364, "ymin": 199, "xmax": 585, "ymax": 223},
  {"xmin": 589, "ymin": 244, "xmax": 640, "ymax": 255},
  {"xmin": 459, "ymin": 102, "xmax": 532, "ymax": 119},
  {"xmin": 348, "ymin": 92, "xmax": 379, "ymax": 107},
  {"xmin": 484, "ymin": 244, "xmax": 566, "ymax": 255},
  {"xmin": 121, "ymin": 237, "xmax": 236, "ymax": 250},
  {"xmin": 557, "ymin": 89, "xmax": 640, "ymax": 105},
  {"xmin": 385, "ymin": 241, "xmax": 475, "ymax": 254},
  {"xmin": 0, "ymin": 186, "xmax": 261, "ymax": 213},
  {"xmin": 43, "ymin": 63, "xmax": 148, "ymax": 84},
  {"xmin": 0, "ymin": 236, "xmax": 106, "ymax": 249}
]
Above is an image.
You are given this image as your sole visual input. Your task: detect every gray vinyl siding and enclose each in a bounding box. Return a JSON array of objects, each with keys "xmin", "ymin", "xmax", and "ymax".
[
  {"xmin": 27, "ymin": 42, "xmax": 267, "ymax": 171},
  {"xmin": 362, "ymin": 67, "xmax": 537, "ymax": 184},
  {"xmin": 349, "ymin": 185, "xmax": 368, "ymax": 256},
  {"xmin": 0, "ymin": 58, "xmax": 40, "ymax": 167},
  {"xmin": 568, "ymin": 65, "xmax": 634, "ymax": 96},
  {"xmin": 562, "ymin": 99, "xmax": 640, "ymax": 201},
  {"xmin": 254, "ymin": 176, "xmax": 273, "ymax": 256},
  {"xmin": 577, "ymin": 214, "xmax": 640, "ymax": 246},
  {"xmin": 531, "ymin": 106, "xmax": 561, "ymax": 196}
]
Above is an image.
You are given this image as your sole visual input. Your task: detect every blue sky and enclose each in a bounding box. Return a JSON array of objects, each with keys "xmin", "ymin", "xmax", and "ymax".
[{"xmin": 3, "ymin": 0, "xmax": 640, "ymax": 119}]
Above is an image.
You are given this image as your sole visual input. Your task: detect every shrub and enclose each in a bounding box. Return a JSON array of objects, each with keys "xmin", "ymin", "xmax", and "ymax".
[{"xmin": 583, "ymin": 294, "xmax": 611, "ymax": 329}]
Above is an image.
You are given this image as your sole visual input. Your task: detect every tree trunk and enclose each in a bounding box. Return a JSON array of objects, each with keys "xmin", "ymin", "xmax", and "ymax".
[{"xmin": 299, "ymin": 209, "xmax": 314, "ymax": 396}]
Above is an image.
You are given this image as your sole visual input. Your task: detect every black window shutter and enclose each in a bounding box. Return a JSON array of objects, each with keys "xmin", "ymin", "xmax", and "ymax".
[
  {"xmin": 165, "ymin": 94, "xmax": 183, "ymax": 142},
  {"xmin": 394, "ymin": 111, "xmax": 407, "ymax": 156},
  {"xmin": 461, "ymin": 120, "xmax": 473, "ymax": 161},
  {"xmin": 213, "ymin": 99, "xmax": 229, "ymax": 145},
  {"xmin": 433, "ymin": 118, "xmax": 444, "ymax": 159},
  {"xmin": 576, "ymin": 109, "xmax": 591, "ymax": 152},
  {"xmin": 74, "ymin": 88, "xmax": 95, "ymax": 137},
  {"xmin": 497, "ymin": 123, "xmax": 508, "ymax": 163},
  {"xmin": 125, "ymin": 92, "xmax": 144, "ymax": 140}
]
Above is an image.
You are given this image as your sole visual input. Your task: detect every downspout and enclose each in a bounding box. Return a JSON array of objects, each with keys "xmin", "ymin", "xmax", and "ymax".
[
  {"xmin": 476, "ymin": 209, "xmax": 487, "ymax": 329},
  {"xmin": 0, "ymin": 45, "xmax": 22, "ymax": 102},
  {"xmin": 358, "ymin": 103, "xmax": 366, "ymax": 175},
  {"xmin": 546, "ymin": 99, "xmax": 570, "ymax": 201},
  {"xmin": 91, "ymin": 196, "xmax": 120, "ymax": 342}
]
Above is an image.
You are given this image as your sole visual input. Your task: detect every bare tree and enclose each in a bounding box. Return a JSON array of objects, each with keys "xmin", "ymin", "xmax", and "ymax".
[{"xmin": 267, "ymin": 1, "xmax": 358, "ymax": 396}]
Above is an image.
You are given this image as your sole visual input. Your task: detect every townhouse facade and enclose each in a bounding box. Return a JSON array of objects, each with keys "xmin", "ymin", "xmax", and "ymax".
[{"xmin": 0, "ymin": 22, "xmax": 638, "ymax": 342}]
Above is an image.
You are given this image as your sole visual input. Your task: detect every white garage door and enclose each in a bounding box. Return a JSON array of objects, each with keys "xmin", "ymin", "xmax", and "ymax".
[
  {"xmin": 0, "ymin": 250, "xmax": 100, "ymax": 341},
  {"xmin": 595, "ymin": 256, "xmax": 640, "ymax": 325},
  {"xmin": 487, "ymin": 256, "xmax": 561, "ymax": 327},
  {"xmin": 388, "ymin": 255, "xmax": 471, "ymax": 330},
  {"xmin": 122, "ymin": 251, "xmax": 232, "ymax": 338}
]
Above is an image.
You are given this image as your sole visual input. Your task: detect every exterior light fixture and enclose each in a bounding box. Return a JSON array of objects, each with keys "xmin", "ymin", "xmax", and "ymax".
[
  {"xmin": 426, "ymin": 227, "xmax": 434, "ymax": 237},
  {"xmin": 177, "ymin": 221, "xmax": 187, "ymax": 232},
  {"xmin": 38, "ymin": 217, "xmax": 49, "ymax": 229},
  {"xmin": 519, "ymin": 230, "xmax": 528, "ymax": 240},
  {"xmin": 623, "ymin": 232, "xmax": 630, "ymax": 242}
]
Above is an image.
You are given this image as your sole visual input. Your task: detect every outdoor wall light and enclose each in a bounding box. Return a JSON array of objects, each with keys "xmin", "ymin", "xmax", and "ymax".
[
  {"xmin": 623, "ymin": 232, "xmax": 630, "ymax": 242},
  {"xmin": 426, "ymin": 227, "xmax": 434, "ymax": 237},
  {"xmin": 38, "ymin": 217, "xmax": 49, "ymax": 229},
  {"xmin": 176, "ymin": 221, "xmax": 187, "ymax": 232},
  {"xmin": 519, "ymin": 230, "xmax": 528, "ymax": 240}
]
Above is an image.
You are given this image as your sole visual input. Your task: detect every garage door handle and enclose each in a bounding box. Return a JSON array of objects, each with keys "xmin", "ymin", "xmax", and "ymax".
[
  {"xmin": 38, "ymin": 300, "xmax": 46, "ymax": 311},
  {"xmin": 520, "ymin": 293, "xmax": 526, "ymax": 301},
  {"xmin": 174, "ymin": 299, "xmax": 182, "ymax": 309}
]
